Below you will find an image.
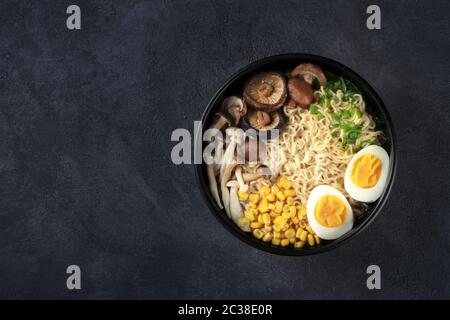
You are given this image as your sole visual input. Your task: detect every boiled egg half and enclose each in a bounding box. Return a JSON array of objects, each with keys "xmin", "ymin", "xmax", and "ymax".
[
  {"xmin": 344, "ymin": 145, "xmax": 389, "ymax": 203},
  {"xmin": 306, "ymin": 185, "xmax": 354, "ymax": 240}
]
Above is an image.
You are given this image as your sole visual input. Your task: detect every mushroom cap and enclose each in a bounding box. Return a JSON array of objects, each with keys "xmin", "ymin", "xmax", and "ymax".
[
  {"xmin": 288, "ymin": 77, "xmax": 314, "ymax": 108},
  {"xmin": 291, "ymin": 63, "xmax": 327, "ymax": 85},
  {"xmin": 241, "ymin": 110, "xmax": 285, "ymax": 139},
  {"xmin": 243, "ymin": 72, "xmax": 287, "ymax": 112},
  {"xmin": 222, "ymin": 96, "xmax": 246, "ymax": 125}
]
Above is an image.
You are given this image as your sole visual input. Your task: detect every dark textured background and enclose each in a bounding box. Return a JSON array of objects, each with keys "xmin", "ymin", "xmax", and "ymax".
[{"xmin": 0, "ymin": 0, "xmax": 449, "ymax": 299}]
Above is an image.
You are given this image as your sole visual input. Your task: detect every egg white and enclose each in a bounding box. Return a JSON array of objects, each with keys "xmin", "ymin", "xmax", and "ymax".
[
  {"xmin": 306, "ymin": 185, "xmax": 354, "ymax": 240},
  {"xmin": 344, "ymin": 145, "xmax": 390, "ymax": 203}
]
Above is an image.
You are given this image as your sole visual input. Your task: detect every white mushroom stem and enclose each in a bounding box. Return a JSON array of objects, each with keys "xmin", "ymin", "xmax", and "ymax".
[
  {"xmin": 226, "ymin": 180, "xmax": 248, "ymax": 231},
  {"xmin": 207, "ymin": 163, "xmax": 223, "ymax": 209},
  {"xmin": 221, "ymin": 161, "xmax": 237, "ymax": 218},
  {"xmin": 242, "ymin": 172, "xmax": 262, "ymax": 182},
  {"xmin": 219, "ymin": 128, "xmax": 243, "ymax": 181},
  {"xmin": 234, "ymin": 166, "xmax": 248, "ymax": 192}
]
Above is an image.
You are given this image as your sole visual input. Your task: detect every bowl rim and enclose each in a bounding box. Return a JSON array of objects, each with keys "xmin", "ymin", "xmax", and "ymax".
[{"xmin": 194, "ymin": 53, "xmax": 397, "ymax": 256}]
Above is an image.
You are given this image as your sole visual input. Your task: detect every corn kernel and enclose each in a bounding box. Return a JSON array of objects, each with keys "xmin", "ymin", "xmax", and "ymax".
[
  {"xmin": 258, "ymin": 199, "xmax": 269, "ymax": 213},
  {"xmin": 297, "ymin": 205, "xmax": 306, "ymax": 217},
  {"xmin": 289, "ymin": 206, "xmax": 297, "ymax": 218},
  {"xmin": 285, "ymin": 189, "xmax": 296, "ymax": 197},
  {"xmin": 251, "ymin": 222, "xmax": 263, "ymax": 229},
  {"xmin": 276, "ymin": 191, "xmax": 286, "ymax": 201},
  {"xmin": 272, "ymin": 238, "xmax": 281, "ymax": 246},
  {"xmin": 299, "ymin": 219, "xmax": 307, "ymax": 228},
  {"xmin": 273, "ymin": 232, "xmax": 281, "ymax": 239},
  {"xmin": 285, "ymin": 228, "xmax": 295, "ymax": 239},
  {"xmin": 237, "ymin": 217, "xmax": 250, "ymax": 229},
  {"xmin": 289, "ymin": 237, "xmax": 297, "ymax": 244},
  {"xmin": 266, "ymin": 193, "xmax": 276, "ymax": 202},
  {"xmin": 281, "ymin": 239, "xmax": 290, "ymax": 247},
  {"xmin": 244, "ymin": 210, "xmax": 255, "ymax": 221},
  {"xmin": 263, "ymin": 225, "xmax": 272, "ymax": 233},
  {"xmin": 306, "ymin": 226, "xmax": 314, "ymax": 234},
  {"xmin": 286, "ymin": 196, "xmax": 295, "ymax": 205},
  {"xmin": 271, "ymin": 185, "xmax": 280, "ymax": 195},
  {"xmin": 249, "ymin": 194, "xmax": 260, "ymax": 204},
  {"xmin": 262, "ymin": 213, "xmax": 271, "ymax": 225},
  {"xmin": 274, "ymin": 201, "xmax": 284, "ymax": 213},
  {"xmin": 270, "ymin": 211, "xmax": 279, "ymax": 218},
  {"xmin": 280, "ymin": 178, "xmax": 292, "ymax": 190},
  {"xmin": 307, "ymin": 234, "xmax": 315, "ymax": 246},
  {"xmin": 292, "ymin": 217, "xmax": 300, "ymax": 224},
  {"xmin": 281, "ymin": 211, "xmax": 290, "ymax": 219},
  {"xmin": 274, "ymin": 216, "xmax": 287, "ymax": 226},
  {"xmin": 314, "ymin": 235, "xmax": 321, "ymax": 245},
  {"xmin": 300, "ymin": 230, "xmax": 308, "ymax": 242},
  {"xmin": 268, "ymin": 203, "xmax": 275, "ymax": 210},
  {"xmin": 262, "ymin": 233, "xmax": 272, "ymax": 242},
  {"xmin": 260, "ymin": 186, "xmax": 270, "ymax": 196},
  {"xmin": 257, "ymin": 215, "xmax": 263, "ymax": 223},
  {"xmin": 238, "ymin": 191, "xmax": 249, "ymax": 201},
  {"xmin": 294, "ymin": 241, "xmax": 306, "ymax": 248},
  {"xmin": 296, "ymin": 228, "xmax": 304, "ymax": 239},
  {"xmin": 253, "ymin": 229, "xmax": 264, "ymax": 239}
]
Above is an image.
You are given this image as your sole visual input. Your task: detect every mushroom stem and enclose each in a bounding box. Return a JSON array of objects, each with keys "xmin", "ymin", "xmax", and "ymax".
[
  {"xmin": 221, "ymin": 161, "xmax": 237, "ymax": 218},
  {"xmin": 242, "ymin": 172, "xmax": 262, "ymax": 182},
  {"xmin": 234, "ymin": 166, "xmax": 248, "ymax": 192},
  {"xmin": 226, "ymin": 180, "xmax": 248, "ymax": 231},
  {"xmin": 207, "ymin": 163, "xmax": 223, "ymax": 209}
]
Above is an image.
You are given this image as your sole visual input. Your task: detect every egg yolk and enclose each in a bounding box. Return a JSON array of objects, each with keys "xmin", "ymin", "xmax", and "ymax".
[
  {"xmin": 314, "ymin": 195, "xmax": 347, "ymax": 227},
  {"xmin": 351, "ymin": 153, "xmax": 382, "ymax": 188}
]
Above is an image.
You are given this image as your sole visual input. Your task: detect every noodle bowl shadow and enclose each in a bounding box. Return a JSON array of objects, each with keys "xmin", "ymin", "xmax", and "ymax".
[{"xmin": 195, "ymin": 54, "xmax": 396, "ymax": 256}]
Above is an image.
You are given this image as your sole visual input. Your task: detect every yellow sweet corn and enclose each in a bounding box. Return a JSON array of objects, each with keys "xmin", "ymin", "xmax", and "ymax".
[
  {"xmin": 276, "ymin": 191, "xmax": 286, "ymax": 201},
  {"xmin": 262, "ymin": 233, "xmax": 272, "ymax": 242},
  {"xmin": 268, "ymin": 203, "xmax": 275, "ymax": 210},
  {"xmin": 237, "ymin": 217, "xmax": 250, "ymax": 229},
  {"xmin": 253, "ymin": 229, "xmax": 264, "ymax": 239},
  {"xmin": 274, "ymin": 201, "xmax": 284, "ymax": 213},
  {"xmin": 258, "ymin": 199, "xmax": 269, "ymax": 213},
  {"xmin": 306, "ymin": 226, "xmax": 314, "ymax": 234},
  {"xmin": 281, "ymin": 211, "xmax": 290, "ymax": 219},
  {"xmin": 285, "ymin": 189, "xmax": 296, "ymax": 197},
  {"xmin": 266, "ymin": 193, "xmax": 276, "ymax": 202},
  {"xmin": 244, "ymin": 210, "xmax": 255, "ymax": 221},
  {"xmin": 294, "ymin": 241, "xmax": 306, "ymax": 248},
  {"xmin": 300, "ymin": 230, "xmax": 308, "ymax": 242},
  {"xmin": 249, "ymin": 194, "xmax": 260, "ymax": 204},
  {"xmin": 314, "ymin": 235, "xmax": 321, "ymax": 245},
  {"xmin": 257, "ymin": 215, "xmax": 263, "ymax": 223},
  {"xmin": 292, "ymin": 217, "xmax": 300, "ymax": 224},
  {"xmin": 262, "ymin": 213, "xmax": 271, "ymax": 225},
  {"xmin": 297, "ymin": 205, "xmax": 306, "ymax": 218},
  {"xmin": 281, "ymin": 239, "xmax": 290, "ymax": 247},
  {"xmin": 285, "ymin": 228, "xmax": 295, "ymax": 239},
  {"xmin": 238, "ymin": 191, "xmax": 249, "ymax": 201},
  {"xmin": 286, "ymin": 196, "xmax": 295, "ymax": 205},
  {"xmin": 289, "ymin": 206, "xmax": 297, "ymax": 218},
  {"xmin": 273, "ymin": 231, "xmax": 281, "ymax": 239},
  {"xmin": 260, "ymin": 186, "xmax": 270, "ymax": 196},
  {"xmin": 279, "ymin": 178, "xmax": 292, "ymax": 190},
  {"xmin": 251, "ymin": 222, "xmax": 263, "ymax": 229},
  {"xmin": 307, "ymin": 234, "xmax": 315, "ymax": 246},
  {"xmin": 272, "ymin": 238, "xmax": 281, "ymax": 246},
  {"xmin": 281, "ymin": 223, "xmax": 289, "ymax": 232},
  {"xmin": 289, "ymin": 237, "xmax": 296, "ymax": 244},
  {"xmin": 263, "ymin": 225, "xmax": 272, "ymax": 233},
  {"xmin": 271, "ymin": 185, "xmax": 280, "ymax": 195},
  {"xmin": 296, "ymin": 228, "xmax": 304, "ymax": 239}
]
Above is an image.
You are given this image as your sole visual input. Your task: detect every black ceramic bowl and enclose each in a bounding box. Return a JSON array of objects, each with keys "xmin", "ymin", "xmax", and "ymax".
[{"xmin": 195, "ymin": 54, "xmax": 396, "ymax": 256}]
